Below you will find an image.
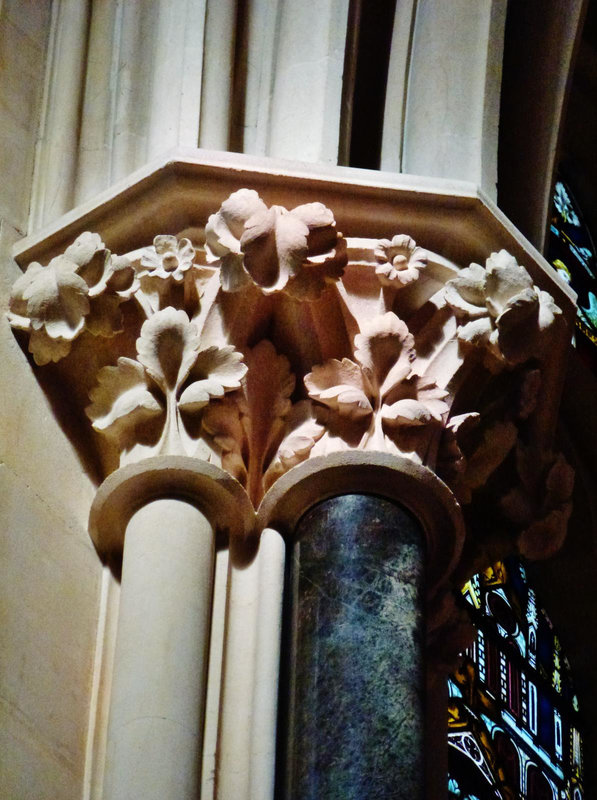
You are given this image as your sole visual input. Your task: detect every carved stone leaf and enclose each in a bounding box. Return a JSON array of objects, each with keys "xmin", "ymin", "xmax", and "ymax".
[
  {"xmin": 305, "ymin": 358, "xmax": 372, "ymax": 419},
  {"xmin": 382, "ymin": 398, "xmax": 433, "ymax": 425},
  {"xmin": 436, "ymin": 412, "xmax": 481, "ymax": 481},
  {"xmin": 241, "ymin": 206, "xmax": 309, "ymax": 292},
  {"xmin": 13, "ymin": 258, "xmax": 90, "ymax": 341},
  {"xmin": 443, "ymin": 263, "xmax": 487, "ymax": 318},
  {"xmin": 495, "ymin": 288, "xmax": 540, "ymax": 361},
  {"xmin": 457, "ymin": 317, "xmax": 493, "ymax": 348},
  {"xmin": 206, "ymin": 189, "xmax": 268, "ymax": 256},
  {"xmin": 201, "ymin": 396, "xmax": 248, "ymax": 484},
  {"xmin": 263, "ymin": 400, "xmax": 325, "ymax": 490},
  {"xmin": 236, "ymin": 340, "xmax": 296, "ymax": 502},
  {"xmin": 502, "ymin": 448, "xmax": 574, "ymax": 559},
  {"xmin": 545, "ymin": 452, "xmax": 575, "ymax": 505},
  {"xmin": 137, "ymin": 308, "xmax": 200, "ymax": 392},
  {"xmin": 284, "ymin": 238, "xmax": 347, "ymax": 301},
  {"xmin": 27, "ymin": 328, "xmax": 73, "ymax": 366},
  {"xmin": 485, "ymin": 250, "xmax": 534, "ymax": 313},
  {"xmin": 68, "ymin": 232, "xmax": 137, "ymax": 299},
  {"xmin": 354, "ymin": 312, "xmax": 415, "ymax": 398},
  {"xmin": 179, "ymin": 345, "xmax": 247, "ymax": 412},
  {"xmin": 205, "ymin": 190, "xmax": 343, "ymax": 296},
  {"xmin": 204, "ymin": 189, "xmax": 268, "ymax": 292},
  {"xmin": 8, "ymin": 231, "xmax": 137, "ymax": 364},
  {"xmin": 290, "ymin": 202, "xmax": 337, "ymax": 253},
  {"xmin": 381, "ymin": 376, "xmax": 448, "ymax": 424},
  {"xmin": 518, "ymin": 508, "xmax": 572, "ymax": 561},
  {"xmin": 445, "ymin": 250, "xmax": 562, "ymax": 364},
  {"xmin": 455, "ymin": 420, "xmax": 518, "ymax": 503},
  {"xmin": 85, "ymin": 294, "xmax": 124, "ymax": 337},
  {"xmin": 86, "ymin": 357, "xmax": 163, "ymax": 440},
  {"xmin": 64, "ymin": 231, "xmax": 105, "ymax": 268}
]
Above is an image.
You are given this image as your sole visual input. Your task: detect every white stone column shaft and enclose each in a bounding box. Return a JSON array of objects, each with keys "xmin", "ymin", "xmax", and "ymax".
[
  {"xmin": 379, "ymin": 0, "xmax": 417, "ymax": 173},
  {"xmin": 237, "ymin": 0, "xmax": 281, "ymax": 156},
  {"xmin": 29, "ymin": 0, "xmax": 90, "ymax": 229},
  {"xmin": 77, "ymin": 0, "xmax": 207, "ymax": 204},
  {"xmin": 103, "ymin": 497, "xmax": 215, "ymax": 800},
  {"xmin": 399, "ymin": 0, "xmax": 507, "ymax": 198},
  {"xmin": 198, "ymin": 0, "xmax": 237, "ymax": 150},
  {"xmin": 265, "ymin": 0, "xmax": 350, "ymax": 163},
  {"xmin": 216, "ymin": 528, "xmax": 286, "ymax": 800}
]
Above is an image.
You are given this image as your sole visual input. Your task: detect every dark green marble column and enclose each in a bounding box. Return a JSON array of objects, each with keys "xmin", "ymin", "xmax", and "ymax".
[{"xmin": 278, "ymin": 494, "xmax": 425, "ymax": 800}]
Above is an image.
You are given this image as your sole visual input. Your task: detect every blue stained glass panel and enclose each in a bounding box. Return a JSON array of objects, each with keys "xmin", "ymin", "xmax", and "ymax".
[
  {"xmin": 548, "ymin": 178, "xmax": 597, "ymax": 349},
  {"xmin": 448, "ymin": 557, "xmax": 583, "ymax": 799}
]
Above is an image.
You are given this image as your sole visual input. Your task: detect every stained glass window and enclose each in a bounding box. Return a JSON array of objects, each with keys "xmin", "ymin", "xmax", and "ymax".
[
  {"xmin": 548, "ymin": 178, "xmax": 597, "ymax": 348},
  {"xmin": 447, "ymin": 557, "xmax": 584, "ymax": 800}
]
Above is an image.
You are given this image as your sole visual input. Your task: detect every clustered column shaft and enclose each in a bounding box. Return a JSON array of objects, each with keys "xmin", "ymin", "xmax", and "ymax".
[{"xmin": 103, "ymin": 498, "xmax": 215, "ymax": 800}]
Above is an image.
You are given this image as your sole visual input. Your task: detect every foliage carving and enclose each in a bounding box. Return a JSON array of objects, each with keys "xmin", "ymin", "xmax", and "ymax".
[{"xmin": 7, "ymin": 191, "xmax": 572, "ymax": 568}]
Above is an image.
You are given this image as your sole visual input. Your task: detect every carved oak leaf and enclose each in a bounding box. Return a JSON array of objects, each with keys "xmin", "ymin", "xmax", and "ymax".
[
  {"xmin": 374, "ymin": 234, "xmax": 427, "ymax": 287},
  {"xmin": 444, "ymin": 250, "xmax": 562, "ymax": 364},
  {"xmin": 263, "ymin": 400, "xmax": 325, "ymax": 490},
  {"xmin": 137, "ymin": 308, "xmax": 201, "ymax": 392},
  {"xmin": 86, "ymin": 357, "xmax": 163, "ymax": 441},
  {"xmin": 178, "ymin": 345, "xmax": 247, "ymax": 412},
  {"xmin": 204, "ymin": 188, "xmax": 268, "ymax": 291}
]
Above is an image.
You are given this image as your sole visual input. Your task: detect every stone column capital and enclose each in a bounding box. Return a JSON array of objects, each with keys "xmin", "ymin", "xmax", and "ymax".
[{"xmin": 7, "ymin": 153, "xmax": 577, "ymax": 580}]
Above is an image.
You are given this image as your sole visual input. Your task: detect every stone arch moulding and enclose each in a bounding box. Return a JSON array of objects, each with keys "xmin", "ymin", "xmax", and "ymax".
[{"xmin": 6, "ymin": 149, "xmax": 577, "ymax": 800}]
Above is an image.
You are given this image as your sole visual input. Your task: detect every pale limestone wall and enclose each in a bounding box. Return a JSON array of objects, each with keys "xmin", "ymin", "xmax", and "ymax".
[{"xmin": 0, "ymin": 2, "xmax": 103, "ymax": 798}]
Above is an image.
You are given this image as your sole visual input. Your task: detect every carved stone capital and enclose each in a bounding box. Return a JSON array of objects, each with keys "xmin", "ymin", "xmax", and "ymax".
[{"xmin": 8, "ymin": 154, "xmax": 576, "ymax": 586}]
